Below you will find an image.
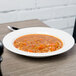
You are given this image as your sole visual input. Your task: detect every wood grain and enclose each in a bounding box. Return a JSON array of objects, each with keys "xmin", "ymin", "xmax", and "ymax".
[{"xmin": 0, "ymin": 19, "xmax": 76, "ymax": 76}]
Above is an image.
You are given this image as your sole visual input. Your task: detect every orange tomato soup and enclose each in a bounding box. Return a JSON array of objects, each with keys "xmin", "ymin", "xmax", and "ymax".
[{"xmin": 14, "ymin": 34, "xmax": 63, "ymax": 53}]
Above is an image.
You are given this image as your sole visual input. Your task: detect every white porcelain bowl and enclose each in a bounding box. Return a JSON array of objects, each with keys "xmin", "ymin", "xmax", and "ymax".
[{"xmin": 3, "ymin": 27, "xmax": 75, "ymax": 58}]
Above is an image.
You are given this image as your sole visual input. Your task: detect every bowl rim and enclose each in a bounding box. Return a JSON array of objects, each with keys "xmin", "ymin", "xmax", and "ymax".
[{"xmin": 3, "ymin": 27, "xmax": 75, "ymax": 57}]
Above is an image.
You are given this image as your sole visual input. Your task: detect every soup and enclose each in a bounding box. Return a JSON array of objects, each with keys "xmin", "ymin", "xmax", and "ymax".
[{"xmin": 14, "ymin": 34, "xmax": 63, "ymax": 53}]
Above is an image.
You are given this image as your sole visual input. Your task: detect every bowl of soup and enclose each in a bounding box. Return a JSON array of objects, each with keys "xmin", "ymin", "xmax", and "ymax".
[{"xmin": 3, "ymin": 27, "xmax": 75, "ymax": 57}]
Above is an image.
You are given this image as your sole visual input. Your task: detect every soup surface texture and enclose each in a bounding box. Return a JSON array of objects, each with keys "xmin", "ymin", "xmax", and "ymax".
[{"xmin": 14, "ymin": 34, "xmax": 63, "ymax": 53}]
